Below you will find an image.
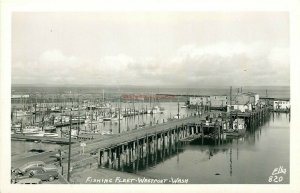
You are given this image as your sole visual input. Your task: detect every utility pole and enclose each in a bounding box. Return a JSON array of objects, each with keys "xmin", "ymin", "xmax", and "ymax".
[
  {"xmin": 102, "ymin": 89, "xmax": 104, "ymax": 102},
  {"xmin": 67, "ymin": 114, "xmax": 72, "ymax": 182},
  {"xmin": 77, "ymin": 96, "xmax": 80, "ymax": 136},
  {"xmin": 118, "ymin": 96, "xmax": 121, "ymax": 133},
  {"xmin": 177, "ymin": 99, "xmax": 180, "ymax": 119},
  {"xmin": 34, "ymin": 103, "xmax": 37, "ymax": 124},
  {"xmin": 198, "ymin": 103, "xmax": 200, "ymax": 118},
  {"xmin": 229, "ymin": 86, "xmax": 232, "ymax": 115}
]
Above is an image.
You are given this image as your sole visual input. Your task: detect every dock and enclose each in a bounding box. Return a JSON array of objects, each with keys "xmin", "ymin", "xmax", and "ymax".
[
  {"xmin": 54, "ymin": 119, "xmax": 86, "ymax": 127},
  {"xmin": 11, "ymin": 134, "xmax": 76, "ymax": 144}
]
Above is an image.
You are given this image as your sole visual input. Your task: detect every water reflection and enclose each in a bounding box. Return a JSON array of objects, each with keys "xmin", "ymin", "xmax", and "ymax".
[{"xmin": 116, "ymin": 112, "xmax": 289, "ymax": 184}]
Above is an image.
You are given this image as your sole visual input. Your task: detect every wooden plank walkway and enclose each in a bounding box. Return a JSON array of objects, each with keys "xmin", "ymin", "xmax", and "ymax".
[
  {"xmin": 11, "ymin": 134, "xmax": 76, "ymax": 144},
  {"xmin": 54, "ymin": 120, "xmax": 85, "ymax": 127},
  {"xmin": 82, "ymin": 114, "xmax": 207, "ymax": 152}
]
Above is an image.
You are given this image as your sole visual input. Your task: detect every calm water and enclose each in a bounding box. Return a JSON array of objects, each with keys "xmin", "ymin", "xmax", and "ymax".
[{"xmin": 136, "ymin": 113, "xmax": 290, "ymax": 184}]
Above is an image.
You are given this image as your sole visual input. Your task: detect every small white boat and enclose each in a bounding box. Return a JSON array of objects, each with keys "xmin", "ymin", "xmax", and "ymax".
[
  {"xmin": 173, "ymin": 114, "xmax": 181, "ymax": 119},
  {"xmin": 13, "ymin": 110, "xmax": 31, "ymax": 117},
  {"xmin": 103, "ymin": 117, "xmax": 112, "ymax": 121},
  {"xmin": 111, "ymin": 114, "xmax": 123, "ymax": 122},
  {"xmin": 50, "ymin": 106, "xmax": 61, "ymax": 111},
  {"xmin": 11, "ymin": 123, "xmax": 21, "ymax": 129},
  {"xmin": 149, "ymin": 106, "xmax": 164, "ymax": 114},
  {"xmin": 71, "ymin": 107, "xmax": 79, "ymax": 111},
  {"xmin": 85, "ymin": 119, "xmax": 103, "ymax": 124},
  {"xmin": 101, "ymin": 131, "xmax": 112, "ymax": 135},
  {"xmin": 44, "ymin": 133, "xmax": 59, "ymax": 138},
  {"xmin": 19, "ymin": 126, "xmax": 42, "ymax": 135}
]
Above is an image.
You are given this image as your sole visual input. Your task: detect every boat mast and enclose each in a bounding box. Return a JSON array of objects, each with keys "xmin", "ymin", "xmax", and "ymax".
[
  {"xmin": 118, "ymin": 94, "xmax": 121, "ymax": 133},
  {"xmin": 102, "ymin": 89, "xmax": 104, "ymax": 102},
  {"xmin": 77, "ymin": 95, "xmax": 80, "ymax": 136},
  {"xmin": 229, "ymin": 86, "xmax": 232, "ymax": 108}
]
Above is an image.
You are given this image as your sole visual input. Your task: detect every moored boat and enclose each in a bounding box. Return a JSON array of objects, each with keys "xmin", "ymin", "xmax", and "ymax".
[{"xmin": 232, "ymin": 118, "xmax": 246, "ymax": 134}]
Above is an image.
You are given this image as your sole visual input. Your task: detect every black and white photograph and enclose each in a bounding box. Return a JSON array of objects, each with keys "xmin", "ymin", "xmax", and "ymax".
[{"xmin": 1, "ymin": 0, "xmax": 300, "ymax": 192}]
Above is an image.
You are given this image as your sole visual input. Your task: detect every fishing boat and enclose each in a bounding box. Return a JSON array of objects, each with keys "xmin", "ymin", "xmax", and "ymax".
[
  {"xmin": 71, "ymin": 106, "xmax": 79, "ymax": 111},
  {"xmin": 173, "ymin": 114, "xmax": 181, "ymax": 119},
  {"xmin": 21, "ymin": 125, "xmax": 58, "ymax": 137},
  {"xmin": 50, "ymin": 106, "xmax": 61, "ymax": 112},
  {"xmin": 103, "ymin": 117, "xmax": 112, "ymax": 121},
  {"xmin": 13, "ymin": 110, "xmax": 31, "ymax": 117},
  {"xmin": 85, "ymin": 118, "xmax": 103, "ymax": 124},
  {"xmin": 54, "ymin": 116, "xmax": 70, "ymax": 124},
  {"xmin": 44, "ymin": 125, "xmax": 57, "ymax": 133},
  {"xmin": 86, "ymin": 104, "xmax": 96, "ymax": 110},
  {"xmin": 18, "ymin": 126, "xmax": 42, "ymax": 135},
  {"xmin": 111, "ymin": 113, "xmax": 123, "ymax": 122},
  {"xmin": 96, "ymin": 102, "xmax": 112, "ymax": 110},
  {"xmin": 101, "ymin": 131, "xmax": 113, "ymax": 135},
  {"xmin": 226, "ymin": 118, "xmax": 247, "ymax": 137},
  {"xmin": 29, "ymin": 131, "xmax": 59, "ymax": 138},
  {"xmin": 43, "ymin": 133, "xmax": 59, "ymax": 137},
  {"xmin": 232, "ymin": 118, "xmax": 247, "ymax": 135},
  {"xmin": 148, "ymin": 106, "xmax": 164, "ymax": 114},
  {"xmin": 64, "ymin": 129, "xmax": 79, "ymax": 138},
  {"xmin": 11, "ymin": 123, "xmax": 21, "ymax": 130}
]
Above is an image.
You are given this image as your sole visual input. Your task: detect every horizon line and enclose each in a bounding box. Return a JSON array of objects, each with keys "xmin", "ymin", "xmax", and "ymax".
[{"xmin": 11, "ymin": 83, "xmax": 290, "ymax": 88}]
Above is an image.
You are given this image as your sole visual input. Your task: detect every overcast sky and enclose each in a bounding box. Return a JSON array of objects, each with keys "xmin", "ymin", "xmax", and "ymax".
[{"xmin": 12, "ymin": 12, "xmax": 289, "ymax": 87}]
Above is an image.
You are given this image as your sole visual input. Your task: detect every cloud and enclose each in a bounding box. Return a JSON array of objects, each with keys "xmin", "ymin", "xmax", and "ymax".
[
  {"xmin": 12, "ymin": 43, "xmax": 289, "ymax": 86},
  {"xmin": 12, "ymin": 50, "xmax": 81, "ymax": 84},
  {"xmin": 125, "ymin": 42, "xmax": 289, "ymax": 86},
  {"xmin": 39, "ymin": 50, "xmax": 78, "ymax": 64}
]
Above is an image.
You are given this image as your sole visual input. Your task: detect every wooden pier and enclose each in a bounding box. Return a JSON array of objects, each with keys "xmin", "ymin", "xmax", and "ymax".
[
  {"xmin": 230, "ymin": 107, "xmax": 271, "ymax": 131},
  {"xmin": 11, "ymin": 134, "xmax": 77, "ymax": 144},
  {"xmin": 54, "ymin": 119, "xmax": 85, "ymax": 127}
]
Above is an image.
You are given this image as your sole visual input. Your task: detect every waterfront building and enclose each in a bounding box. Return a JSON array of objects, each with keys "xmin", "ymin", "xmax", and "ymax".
[
  {"xmin": 273, "ymin": 99, "xmax": 290, "ymax": 111},
  {"xmin": 11, "ymin": 94, "xmax": 30, "ymax": 99},
  {"xmin": 210, "ymin": 95, "xmax": 228, "ymax": 110},
  {"xmin": 189, "ymin": 96, "xmax": 210, "ymax": 108},
  {"xmin": 227, "ymin": 92, "xmax": 259, "ymax": 113},
  {"xmin": 232, "ymin": 92, "xmax": 259, "ymax": 106},
  {"xmin": 259, "ymin": 97, "xmax": 274, "ymax": 107}
]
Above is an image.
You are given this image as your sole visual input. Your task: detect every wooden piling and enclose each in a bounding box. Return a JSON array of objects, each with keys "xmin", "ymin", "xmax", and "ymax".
[
  {"xmin": 98, "ymin": 149, "xmax": 101, "ymax": 167},
  {"xmin": 108, "ymin": 148, "xmax": 112, "ymax": 168},
  {"xmin": 136, "ymin": 138, "xmax": 139, "ymax": 172}
]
